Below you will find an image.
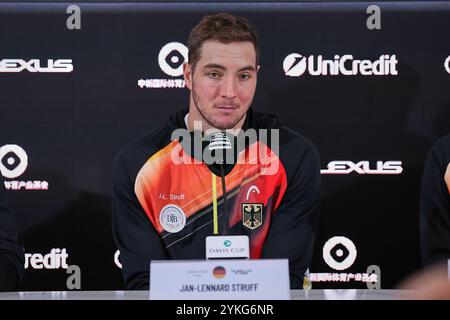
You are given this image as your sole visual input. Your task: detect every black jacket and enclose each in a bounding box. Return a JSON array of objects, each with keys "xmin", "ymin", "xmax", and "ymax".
[
  {"xmin": 420, "ymin": 134, "xmax": 450, "ymax": 266},
  {"xmin": 0, "ymin": 180, "xmax": 25, "ymax": 291},
  {"xmin": 112, "ymin": 108, "xmax": 321, "ymax": 289}
]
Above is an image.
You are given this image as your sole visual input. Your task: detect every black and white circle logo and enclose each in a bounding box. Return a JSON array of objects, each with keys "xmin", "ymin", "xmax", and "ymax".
[
  {"xmin": 158, "ymin": 42, "xmax": 188, "ymax": 77},
  {"xmin": 445, "ymin": 55, "xmax": 450, "ymax": 75},
  {"xmin": 0, "ymin": 144, "xmax": 28, "ymax": 179},
  {"xmin": 283, "ymin": 53, "xmax": 307, "ymax": 77},
  {"xmin": 323, "ymin": 236, "xmax": 357, "ymax": 271},
  {"xmin": 159, "ymin": 204, "xmax": 186, "ymax": 233}
]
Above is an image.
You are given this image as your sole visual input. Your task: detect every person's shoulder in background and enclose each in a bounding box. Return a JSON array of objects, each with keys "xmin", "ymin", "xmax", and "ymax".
[
  {"xmin": 436, "ymin": 134, "xmax": 450, "ymax": 182},
  {"xmin": 0, "ymin": 180, "xmax": 25, "ymax": 291},
  {"xmin": 398, "ymin": 262, "xmax": 450, "ymax": 300},
  {"xmin": 429, "ymin": 133, "xmax": 450, "ymax": 166}
]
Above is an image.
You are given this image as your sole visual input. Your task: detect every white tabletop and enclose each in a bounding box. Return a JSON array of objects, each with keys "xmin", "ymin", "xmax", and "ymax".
[{"xmin": 0, "ymin": 289, "xmax": 411, "ymax": 300}]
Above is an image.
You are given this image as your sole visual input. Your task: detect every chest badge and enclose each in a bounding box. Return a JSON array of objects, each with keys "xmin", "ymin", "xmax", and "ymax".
[
  {"xmin": 159, "ymin": 204, "xmax": 186, "ymax": 233},
  {"xmin": 242, "ymin": 203, "xmax": 263, "ymax": 230}
]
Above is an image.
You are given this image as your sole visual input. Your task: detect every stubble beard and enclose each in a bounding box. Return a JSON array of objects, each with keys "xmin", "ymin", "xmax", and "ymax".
[{"xmin": 191, "ymin": 85, "xmax": 247, "ymax": 131}]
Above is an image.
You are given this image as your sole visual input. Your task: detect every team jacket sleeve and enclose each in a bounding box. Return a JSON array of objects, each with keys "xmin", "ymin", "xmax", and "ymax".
[
  {"xmin": 261, "ymin": 139, "xmax": 321, "ymax": 289},
  {"xmin": 112, "ymin": 152, "xmax": 168, "ymax": 290},
  {"xmin": 0, "ymin": 181, "xmax": 25, "ymax": 291},
  {"xmin": 420, "ymin": 143, "xmax": 450, "ymax": 267}
]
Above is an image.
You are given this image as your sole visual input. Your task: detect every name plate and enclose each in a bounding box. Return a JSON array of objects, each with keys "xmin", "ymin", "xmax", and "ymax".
[{"xmin": 150, "ymin": 259, "xmax": 290, "ymax": 300}]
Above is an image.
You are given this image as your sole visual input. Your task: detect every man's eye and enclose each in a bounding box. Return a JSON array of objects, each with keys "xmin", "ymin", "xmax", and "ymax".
[
  {"xmin": 208, "ymin": 72, "xmax": 220, "ymax": 79},
  {"xmin": 239, "ymin": 73, "xmax": 250, "ymax": 80}
]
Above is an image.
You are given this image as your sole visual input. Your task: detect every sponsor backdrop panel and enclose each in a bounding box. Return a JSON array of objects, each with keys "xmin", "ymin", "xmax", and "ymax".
[{"xmin": 0, "ymin": 2, "xmax": 449, "ymax": 290}]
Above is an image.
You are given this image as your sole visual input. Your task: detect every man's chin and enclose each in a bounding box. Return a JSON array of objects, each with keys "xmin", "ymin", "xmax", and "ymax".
[
  {"xmin": 205, "ymin": 116, "xmax": 239, "ymax": 130},
  {"xmin": 210, "ymin": 124, "xmax": 233, "ymax": 131},
  {"xmin": 212, "ymin": 120, "xmax": 241, "ymax": 131}
]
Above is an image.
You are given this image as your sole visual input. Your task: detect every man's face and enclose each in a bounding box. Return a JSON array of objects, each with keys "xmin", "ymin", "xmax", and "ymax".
[{"xmin": 184, "ymin": 40, "xmax": 259, "ymax": 131}]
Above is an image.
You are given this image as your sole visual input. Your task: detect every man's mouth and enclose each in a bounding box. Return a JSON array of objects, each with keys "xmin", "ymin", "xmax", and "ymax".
[{"xmin": 215, "ymin": 104, "xmax": 239, "ymax": 113}]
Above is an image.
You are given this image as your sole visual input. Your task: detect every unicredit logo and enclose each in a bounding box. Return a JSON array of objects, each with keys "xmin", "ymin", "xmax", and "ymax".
[
  {"xmin": 0, "ymin": 59, "xmax": 73, "ymax": 73},
  {"xmin": 25, "ymin": 248, "xmax": 69, "ymax": 269},
  {"xmin": 283, "ymin": 53, "xmax": 307, "ymax": 76},
  {"xmin": 445, "ymin": 56, "xmax": 450, "ymax": 74},
  {"xmin": 283, "ymin": 53, "xmax": 398, "ymax": 77}
]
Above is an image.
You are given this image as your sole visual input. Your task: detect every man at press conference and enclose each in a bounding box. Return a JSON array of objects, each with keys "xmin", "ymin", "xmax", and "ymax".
[
  {"xmin": 112, "ymin": 13, "xmax": 321, "ymax": 290},
  {"xmin": 0, "ymin": 178, "xmax": 24, "ymax": 291},
  {"xmin": 420, "ymin": 134, "xmax": 450, "ymax": 267}
]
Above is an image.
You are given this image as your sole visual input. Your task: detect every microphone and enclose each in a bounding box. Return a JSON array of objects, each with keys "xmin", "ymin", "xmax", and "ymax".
[
  {"xmin": 204, "ymin": 131, "xmax": 236, "ymax": 235},
  {"xmin": 204, "ymin": 131, "xmax": 236, "ymax": 172},
  {"xmin": 202, "ymin": 131, "xmax": 250, "ymax": 259},
  {"xmin": 208, "ymin": 132, "xmax": 232, "ymax": 152}
]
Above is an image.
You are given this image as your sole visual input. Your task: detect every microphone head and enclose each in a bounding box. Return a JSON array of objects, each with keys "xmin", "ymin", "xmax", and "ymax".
[
  {"xmin": 203, "ymin": 131, "xmax": 237, "ymax": 175},
  {"xmin": 208, "ymin": 132, "xmax": 232, "ymax": 151}
]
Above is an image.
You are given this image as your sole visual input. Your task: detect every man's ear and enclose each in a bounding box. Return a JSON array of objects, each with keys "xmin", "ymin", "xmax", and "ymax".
[
  {"xmin": 256, "ymin": 65, "xmax": 260, "ymax": 73},
  {"xmin": 183, "ymin": 63, "xmax": 193, "ymax": 90}
]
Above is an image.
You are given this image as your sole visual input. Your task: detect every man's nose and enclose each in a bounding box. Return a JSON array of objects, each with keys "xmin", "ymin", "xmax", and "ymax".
[{"xmin": 220, "ymin": 76, "xmax": 237, "ymax": 99}]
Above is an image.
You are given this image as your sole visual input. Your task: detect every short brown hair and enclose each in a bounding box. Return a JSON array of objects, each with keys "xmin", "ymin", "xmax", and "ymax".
[{"xmin": 187, "ymin": 13, "xmax": 259, "ymax": 70}]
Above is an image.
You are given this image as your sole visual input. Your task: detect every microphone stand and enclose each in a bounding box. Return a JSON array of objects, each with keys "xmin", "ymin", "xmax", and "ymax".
[{"xmin": 219, "ymin": 162, "xmax": 229, "ymax": 236}]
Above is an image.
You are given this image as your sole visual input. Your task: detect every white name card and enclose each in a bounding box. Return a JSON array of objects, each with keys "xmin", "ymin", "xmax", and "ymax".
[{"xmin": 150, "ymin": 259, "xmax": 290, "ymax": 300}]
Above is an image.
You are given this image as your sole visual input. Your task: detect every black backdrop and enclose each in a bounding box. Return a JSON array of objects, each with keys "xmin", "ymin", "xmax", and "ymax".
[{"xmin": 1, "ymin": 1, "xmax": 449, "ymax": 290}]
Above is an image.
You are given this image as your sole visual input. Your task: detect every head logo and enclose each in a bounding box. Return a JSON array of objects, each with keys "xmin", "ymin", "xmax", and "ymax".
[
  {"xmin": 245, "ymin": 185, "xmax": 261, "ymax": 201},
  {"xmin": 213, "ymin": 266, "xmax": 226, "ymax": 279},
  {"xmin": 223, "ymin": 240, "xmax": 232, "ymax": 247},
  {"xmin": 0, "ymin": 144, "xmax": 28, "ymax": 179},
  {"xmin": 445, "ymin": 55, "xmax": 450, "ymax": 75},
  {"xmin": 283, "ymin": 53, "xmax": 307, "ymax": 77},
  {"xmin": 159, "ymin": 204, "xmax": 186, "ymax": 233},
  {"xmin": 323, "ymin": 236, "xmax": 357, "ymax": 271},
  {"xmin": 158, "ymin": 42, "xmax": 188, "ymax": 77}
]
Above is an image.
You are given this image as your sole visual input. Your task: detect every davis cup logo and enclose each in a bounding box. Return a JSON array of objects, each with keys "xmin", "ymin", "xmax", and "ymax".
[
  {"xmin": 283, "ymin": 53, "xmax": 307, "ymax": 77},
  {"xmin": 158, "ymin": 42, "xmax": 188, "ymax": 77},
  {"xmin": 159, "ymin": 204, "xmax": 186, "ymax": 233}
]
